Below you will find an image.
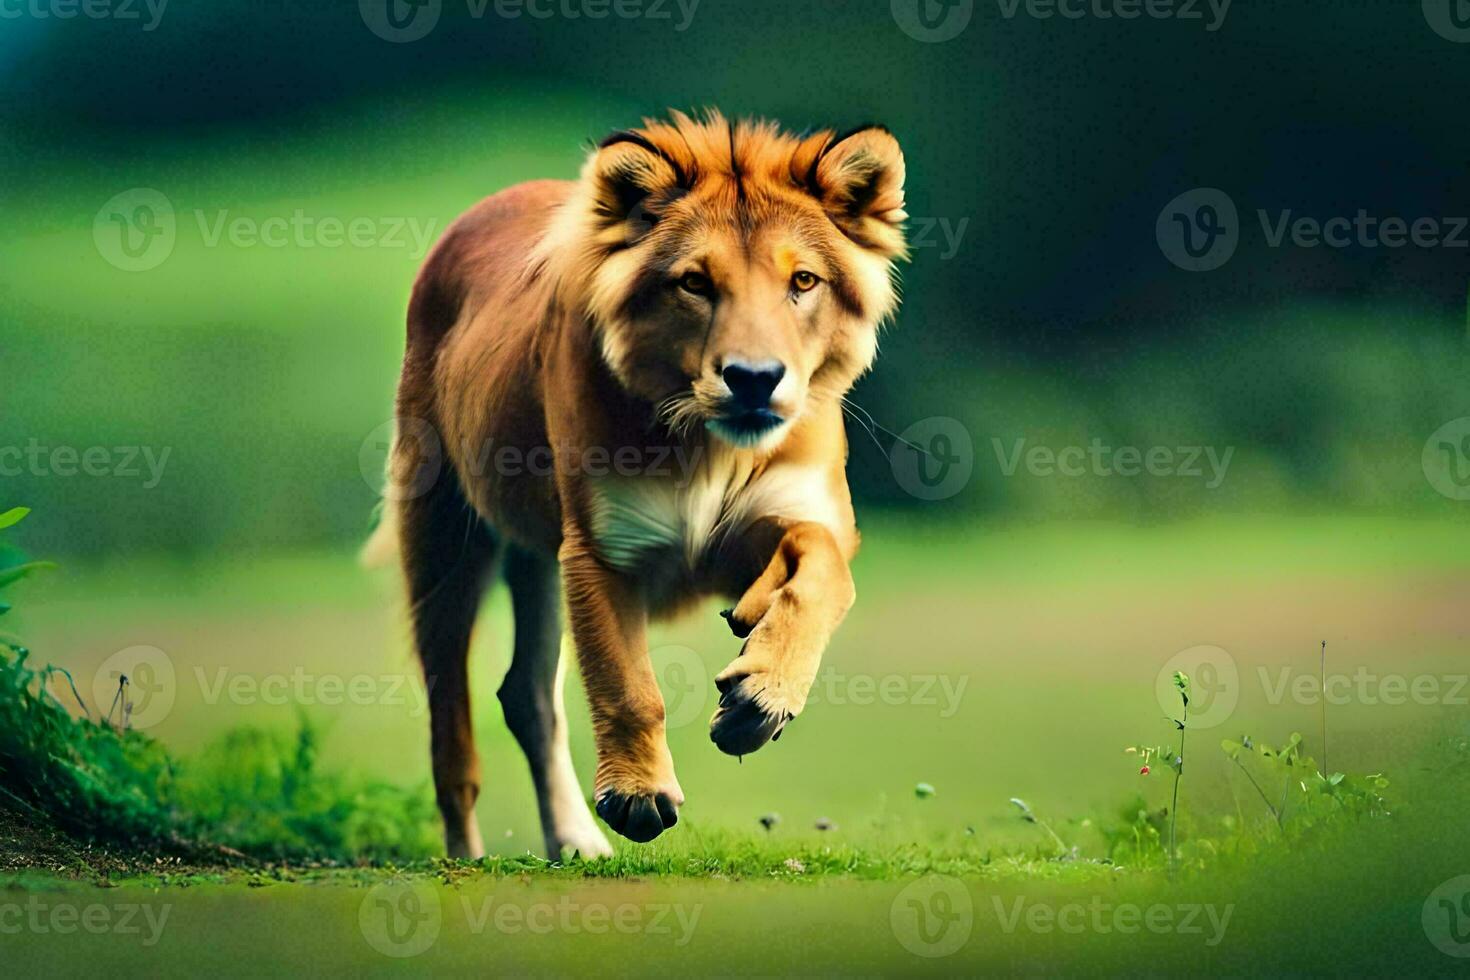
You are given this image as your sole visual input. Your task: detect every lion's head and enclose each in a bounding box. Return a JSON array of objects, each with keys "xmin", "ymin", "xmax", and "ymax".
[{"xmin": 540, "ymin": 110, "xmax": 907, "ymax": 451}]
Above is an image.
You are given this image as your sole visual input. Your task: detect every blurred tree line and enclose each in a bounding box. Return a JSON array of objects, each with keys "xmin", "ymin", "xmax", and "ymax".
[{"xmin": 2, "ymin": 0, "xmax": 1467, "ymax": 555}]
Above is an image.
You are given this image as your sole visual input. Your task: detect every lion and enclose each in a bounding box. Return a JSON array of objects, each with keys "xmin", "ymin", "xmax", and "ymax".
[{"xmin": 373, "ymin": 110, "xmax": 907, "ymax": 858}]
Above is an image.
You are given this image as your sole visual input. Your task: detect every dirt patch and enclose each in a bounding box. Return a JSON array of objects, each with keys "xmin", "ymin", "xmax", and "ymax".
[{"xmin": 0, "ymin": 804, "xmax": 249, "ymax": 883}]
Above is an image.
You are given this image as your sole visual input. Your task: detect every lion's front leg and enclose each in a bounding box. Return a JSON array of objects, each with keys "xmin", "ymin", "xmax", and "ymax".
[
  {"xmin": 710, "ymin": 520, "xmax": 856, "ymax": 756},
  {"xmin": 559, "ymin": 533, "xmax": 683, "ymax": 843}
]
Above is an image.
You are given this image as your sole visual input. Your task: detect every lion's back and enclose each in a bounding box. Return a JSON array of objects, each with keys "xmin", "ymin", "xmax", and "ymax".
[{"xmin": 406, "ymin": 179, "xmax": 573, "ymax": 348}]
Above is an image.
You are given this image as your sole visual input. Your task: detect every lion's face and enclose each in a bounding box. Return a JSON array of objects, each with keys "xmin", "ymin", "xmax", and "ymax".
[{"xmin": 547, "ymin": 112, "xmax": 907, "ymax": 451}]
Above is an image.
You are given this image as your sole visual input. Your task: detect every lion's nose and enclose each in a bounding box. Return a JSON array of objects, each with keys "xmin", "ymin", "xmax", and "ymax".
[{"xmin": 721, "ymin": 359, "xmax": 786, "ymax": 411}]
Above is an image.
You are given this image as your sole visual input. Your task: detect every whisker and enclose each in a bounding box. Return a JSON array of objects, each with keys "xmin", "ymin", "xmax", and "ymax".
[
  {"xmin": 841, "ymin": 396, "xmax": 936, "ymax": 458},
  {"xmin": 656, "ymin": 391, "xmax": 706, "ymax": 442},
  {"xmin": 840, "ymin": 401, "xmax": 888, "ymax": 457}
]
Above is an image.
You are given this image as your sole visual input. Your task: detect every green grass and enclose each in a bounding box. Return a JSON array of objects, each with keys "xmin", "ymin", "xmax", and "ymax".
[
  {"xmin": 8, "ymin": 511, "xmax": 1469, "ymax": 855},
  {"xmin": 4, "ymin": 776, "xmax": 1469, "ymax": 975}
]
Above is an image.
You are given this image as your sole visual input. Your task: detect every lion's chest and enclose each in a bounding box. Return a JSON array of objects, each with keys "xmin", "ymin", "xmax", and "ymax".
[{"xmin": 587, "ymin": 459, "xmax": 836, "ymax": 582}]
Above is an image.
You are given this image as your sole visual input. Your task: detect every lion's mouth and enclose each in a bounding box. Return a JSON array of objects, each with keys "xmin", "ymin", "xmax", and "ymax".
[{"xmin": 707, "ymin": 408, "xmax": 786, "ymax": 447}]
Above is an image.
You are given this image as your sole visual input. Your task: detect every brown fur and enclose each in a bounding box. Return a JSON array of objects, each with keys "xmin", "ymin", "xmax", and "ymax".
[{"xmin": 382, "ymin": 111, "xmax": 906, "ymax": 854}]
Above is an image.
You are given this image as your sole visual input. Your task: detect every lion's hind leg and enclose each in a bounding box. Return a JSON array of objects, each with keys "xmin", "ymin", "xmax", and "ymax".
[{"xmin": 498, "ymin": 544, "xmax": 614, "ymax": 859}]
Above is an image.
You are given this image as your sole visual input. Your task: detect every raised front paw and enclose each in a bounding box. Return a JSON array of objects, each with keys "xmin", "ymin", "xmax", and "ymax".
[
  {"xmin": 709, "ymin": 671, "xmax": 794, "ymax": 756},
  {"xmin": 709, "ymin": 630, "xmax": 814, "ymax": 756}
]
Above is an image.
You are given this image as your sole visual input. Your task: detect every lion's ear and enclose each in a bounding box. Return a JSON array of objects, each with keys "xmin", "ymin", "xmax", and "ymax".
[
  {"xmin": 587, "ymin": 132, "xmax": 688, "ymax": 236},
  {"xmin": 809, "ymin": 125, "xmax": 907, "ymax": 257}
]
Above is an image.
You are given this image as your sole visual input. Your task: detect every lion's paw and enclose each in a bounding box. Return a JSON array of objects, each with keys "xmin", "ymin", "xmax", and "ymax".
[
  {"xmin": 709, "ymin": 669, "xmax": 798, "ymax": 757},
  {"xmin": 594, "ymin": 785, "xmax": 681, "ymax": 843}
]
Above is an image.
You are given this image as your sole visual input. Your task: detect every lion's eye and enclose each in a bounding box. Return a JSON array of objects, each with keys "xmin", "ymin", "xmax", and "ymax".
[
  {"xmin": 791, "ymin": 270, "xmax": 820, "ymax": 293},
  {"xmin": 678, "ymin": 272, "xmax": 712, "ymax": 296}
]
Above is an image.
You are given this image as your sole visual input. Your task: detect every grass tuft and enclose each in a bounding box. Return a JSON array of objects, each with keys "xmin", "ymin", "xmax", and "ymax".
[{"xmin": 0, "ymin": 507, "xmax": 438, "ymax": 868}]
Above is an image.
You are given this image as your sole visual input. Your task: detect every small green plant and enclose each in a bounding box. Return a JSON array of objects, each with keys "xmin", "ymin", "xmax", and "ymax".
[
  {"xmin": 1222, "ymin": 733, "xmax": 1290, "ymax": 828},
  {"xmin": 1166, "ymin": 671, "xmax": 1188, "ymax": 874},
  {"xmin": 172, "ymin": 718, "xmax": 440, "ymax": 860},
  {"xmin": 1219, "ymin": 641, "xmax": 1392, "ymax": 836},
  {"xmin": 1127, "ymin": 671, "xmax": 1190, "ymax": 875},
  {"xmin": 0, "ymin": 506, "xmax": 172, "ymax": 845},
  {"xmin": 0, "ymin": 506, "xmax": 53, "ymax": 590},
  {"xmin": 1222, "ymin": 732, "xmax": 1390, "ymax": 832}
]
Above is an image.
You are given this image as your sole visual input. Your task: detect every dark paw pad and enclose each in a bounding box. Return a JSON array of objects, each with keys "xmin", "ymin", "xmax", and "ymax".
[
  {"xmin": 709, "ymin": 678, "xmax": 792, "ymax": 756},
  {"xmin": 595, "ymin": 789, "xmax": 679, "ymax": 843}
]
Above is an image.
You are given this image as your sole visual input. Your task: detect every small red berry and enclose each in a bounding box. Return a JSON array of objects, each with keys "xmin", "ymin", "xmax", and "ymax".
[{"xmin": 1139, "ymin": 765, "xmax": 1150, "ymax": 775}]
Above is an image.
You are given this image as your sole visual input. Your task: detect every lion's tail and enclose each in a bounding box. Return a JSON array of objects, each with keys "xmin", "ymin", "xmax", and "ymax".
[
  {"xmin": 359, "ymin": 501, "xmax": 399, "ymax": 569},
  {"xmin": 360, "ymin": 418, "xmax": 402, "ymax": 569}
]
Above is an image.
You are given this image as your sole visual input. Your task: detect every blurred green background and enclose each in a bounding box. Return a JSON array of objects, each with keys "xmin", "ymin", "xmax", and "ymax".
[
  {"xmin": 2, "ymin": 0, "xmax": 1468, "ymax": 557},
  {"xmin": 4, "ymin": 8, "xmax": 1470, "ymax": 972}
]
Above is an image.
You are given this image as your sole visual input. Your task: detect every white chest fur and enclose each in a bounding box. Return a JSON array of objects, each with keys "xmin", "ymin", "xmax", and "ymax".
[{"xmin": 588, "ymin": 448, "xmax": 838, "ymax": 575}]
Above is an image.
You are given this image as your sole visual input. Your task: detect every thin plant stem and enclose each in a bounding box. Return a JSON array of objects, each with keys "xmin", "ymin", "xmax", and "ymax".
[
  {"xmin": 1169, "ymin": 701, "xmax": 1187, "ymax": 875},
  {"xmin": 1010, "ymin": 798, "xmax": 1069, "ymax": 855},
  {"xmin": 1034, "ymin": 817, "xmax": 1068, "ymax": 854},
  {"xmin": 1320, "ymin": 640, "xmax": 1328, "ymax": 777},
  {"xmin": 1278, "ymin": 768, "xmax": 1293, "ymax": 825},
  {"xmin": 1229, "ymin": 756, "xmax": 1282, "ymax": 827}
]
